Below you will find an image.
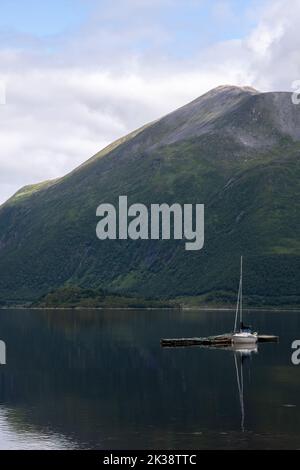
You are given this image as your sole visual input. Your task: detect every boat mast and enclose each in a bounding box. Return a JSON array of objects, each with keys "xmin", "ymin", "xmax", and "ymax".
[
  {"xmin": 234, "ymin": 256, "xmax": 242, "ymax": 333},
  {"xmin": 240, "ymin": 256, "xmax": 243, "ymax": 328}
]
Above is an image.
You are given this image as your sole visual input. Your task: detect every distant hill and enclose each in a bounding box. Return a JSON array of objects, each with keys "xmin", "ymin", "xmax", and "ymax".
[
  {"xmin": 0, "ymin": 85, "xmax": 299, "ymax": 306},
  {"xmin": 31, "ymin": 286, "xmax": 176, "ymax": 309}
]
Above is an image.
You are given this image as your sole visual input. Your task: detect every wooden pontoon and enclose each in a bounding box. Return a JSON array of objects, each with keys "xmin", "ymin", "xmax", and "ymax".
[{"xmin": 160, "ymin": 333, "xmax": 279, "ymax": 348}]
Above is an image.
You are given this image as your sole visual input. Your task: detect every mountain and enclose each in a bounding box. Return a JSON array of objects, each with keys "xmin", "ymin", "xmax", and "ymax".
[{"xmin": 0, "ymin": 85, "xmax": 299, "ymax": 305}]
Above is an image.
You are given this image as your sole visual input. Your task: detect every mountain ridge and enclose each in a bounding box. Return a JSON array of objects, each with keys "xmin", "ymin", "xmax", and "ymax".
[{"xmin": 5, "ymin": 84, "xmax": 297, "ymax": 204}]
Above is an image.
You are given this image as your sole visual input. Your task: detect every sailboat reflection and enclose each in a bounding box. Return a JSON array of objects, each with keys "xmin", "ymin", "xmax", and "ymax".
[{"xmin": 231, "ymin": 344, "xmax": 258, "ymax": 432}]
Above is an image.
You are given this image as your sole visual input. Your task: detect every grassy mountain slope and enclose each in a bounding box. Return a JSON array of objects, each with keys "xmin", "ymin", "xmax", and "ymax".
[{"xmin": 0, "ymin": 85, "xmax": 299, "ymax": 305}]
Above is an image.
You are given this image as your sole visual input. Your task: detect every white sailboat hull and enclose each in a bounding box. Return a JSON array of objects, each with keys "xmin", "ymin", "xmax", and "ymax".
[{"xmin": 232, "ymin": 332, "xmax": 258, "ymax": 344}]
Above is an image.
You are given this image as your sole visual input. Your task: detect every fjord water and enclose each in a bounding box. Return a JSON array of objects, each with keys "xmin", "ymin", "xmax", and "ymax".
[{"xmin": 0, "ymin": 308, "xmax": 299, "ymax": 450}]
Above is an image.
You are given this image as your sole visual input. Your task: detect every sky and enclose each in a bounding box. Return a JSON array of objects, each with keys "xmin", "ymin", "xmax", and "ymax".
[{"xmin": 0, "ymin": 0, "xmax": 300, "ymax": 203}]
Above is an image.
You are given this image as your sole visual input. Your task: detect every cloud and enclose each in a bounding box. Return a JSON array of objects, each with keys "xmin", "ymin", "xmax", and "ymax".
[{"xmin": 0, "ymin": 0, "xmax": 299, "ymax": 204}]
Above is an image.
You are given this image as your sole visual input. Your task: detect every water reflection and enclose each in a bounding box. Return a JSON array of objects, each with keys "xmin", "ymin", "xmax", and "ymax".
[
  {"xmin": 0, "ymin": 308, "xmax": 298, "ymax": 449},
  {"xmin": 0, "ymin": 407, "xmax": 75, "ymax": 449},
  {"xmin": 232, "ymin": 345, "xmax": 258, "ymax": 433}
]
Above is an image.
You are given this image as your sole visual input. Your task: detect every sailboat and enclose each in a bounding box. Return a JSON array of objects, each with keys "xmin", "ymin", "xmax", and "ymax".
[{"xmin": 232, "ymin": 256, "xmax": 258, "ymax": 344}]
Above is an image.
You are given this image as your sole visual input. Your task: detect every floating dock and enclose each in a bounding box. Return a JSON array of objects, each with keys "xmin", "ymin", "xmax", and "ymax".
[{"xmin": 160, "ymin": 334, "xmax": 279, "ymax": 348}]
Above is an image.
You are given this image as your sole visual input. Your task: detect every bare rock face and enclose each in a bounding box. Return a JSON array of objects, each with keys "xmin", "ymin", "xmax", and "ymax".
[
  {"xmin": 150, "ymin": 85, "xmax": 261, "ymax": 146},
  {"xmin": 268, "ymin": 92, "xmax": 300, "ymax": 141},
  {"xmin": 152, "ymin": 86, "xmax": 300, "ymax": 150}
]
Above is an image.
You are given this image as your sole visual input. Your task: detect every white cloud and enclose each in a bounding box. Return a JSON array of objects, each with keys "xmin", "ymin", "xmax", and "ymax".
[{"xmin": 0, "ymin": 0, "xmax": 300, "ymax": 204}]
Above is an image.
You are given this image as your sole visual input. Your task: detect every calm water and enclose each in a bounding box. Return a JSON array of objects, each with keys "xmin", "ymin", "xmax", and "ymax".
[{"xmin": 0, "ymin": 308, "xmax": 299, "ymax": 449}]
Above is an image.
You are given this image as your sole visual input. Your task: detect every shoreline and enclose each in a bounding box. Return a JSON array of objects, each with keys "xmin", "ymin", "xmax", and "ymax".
[{"xmin": 1, "ymin": 306, "xmax": 300, "ymax": 312}]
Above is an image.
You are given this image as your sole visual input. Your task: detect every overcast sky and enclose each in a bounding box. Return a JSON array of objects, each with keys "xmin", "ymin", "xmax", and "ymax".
[{"xmin": 0, "ymin": 0, "xmax": 300, "ymax": 204}]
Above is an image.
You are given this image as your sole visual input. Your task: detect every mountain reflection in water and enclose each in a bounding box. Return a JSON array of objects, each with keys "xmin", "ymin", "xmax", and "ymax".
[{"xmin": 0, "ymin": 308, "xmax": 299, "ymax": 450}]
